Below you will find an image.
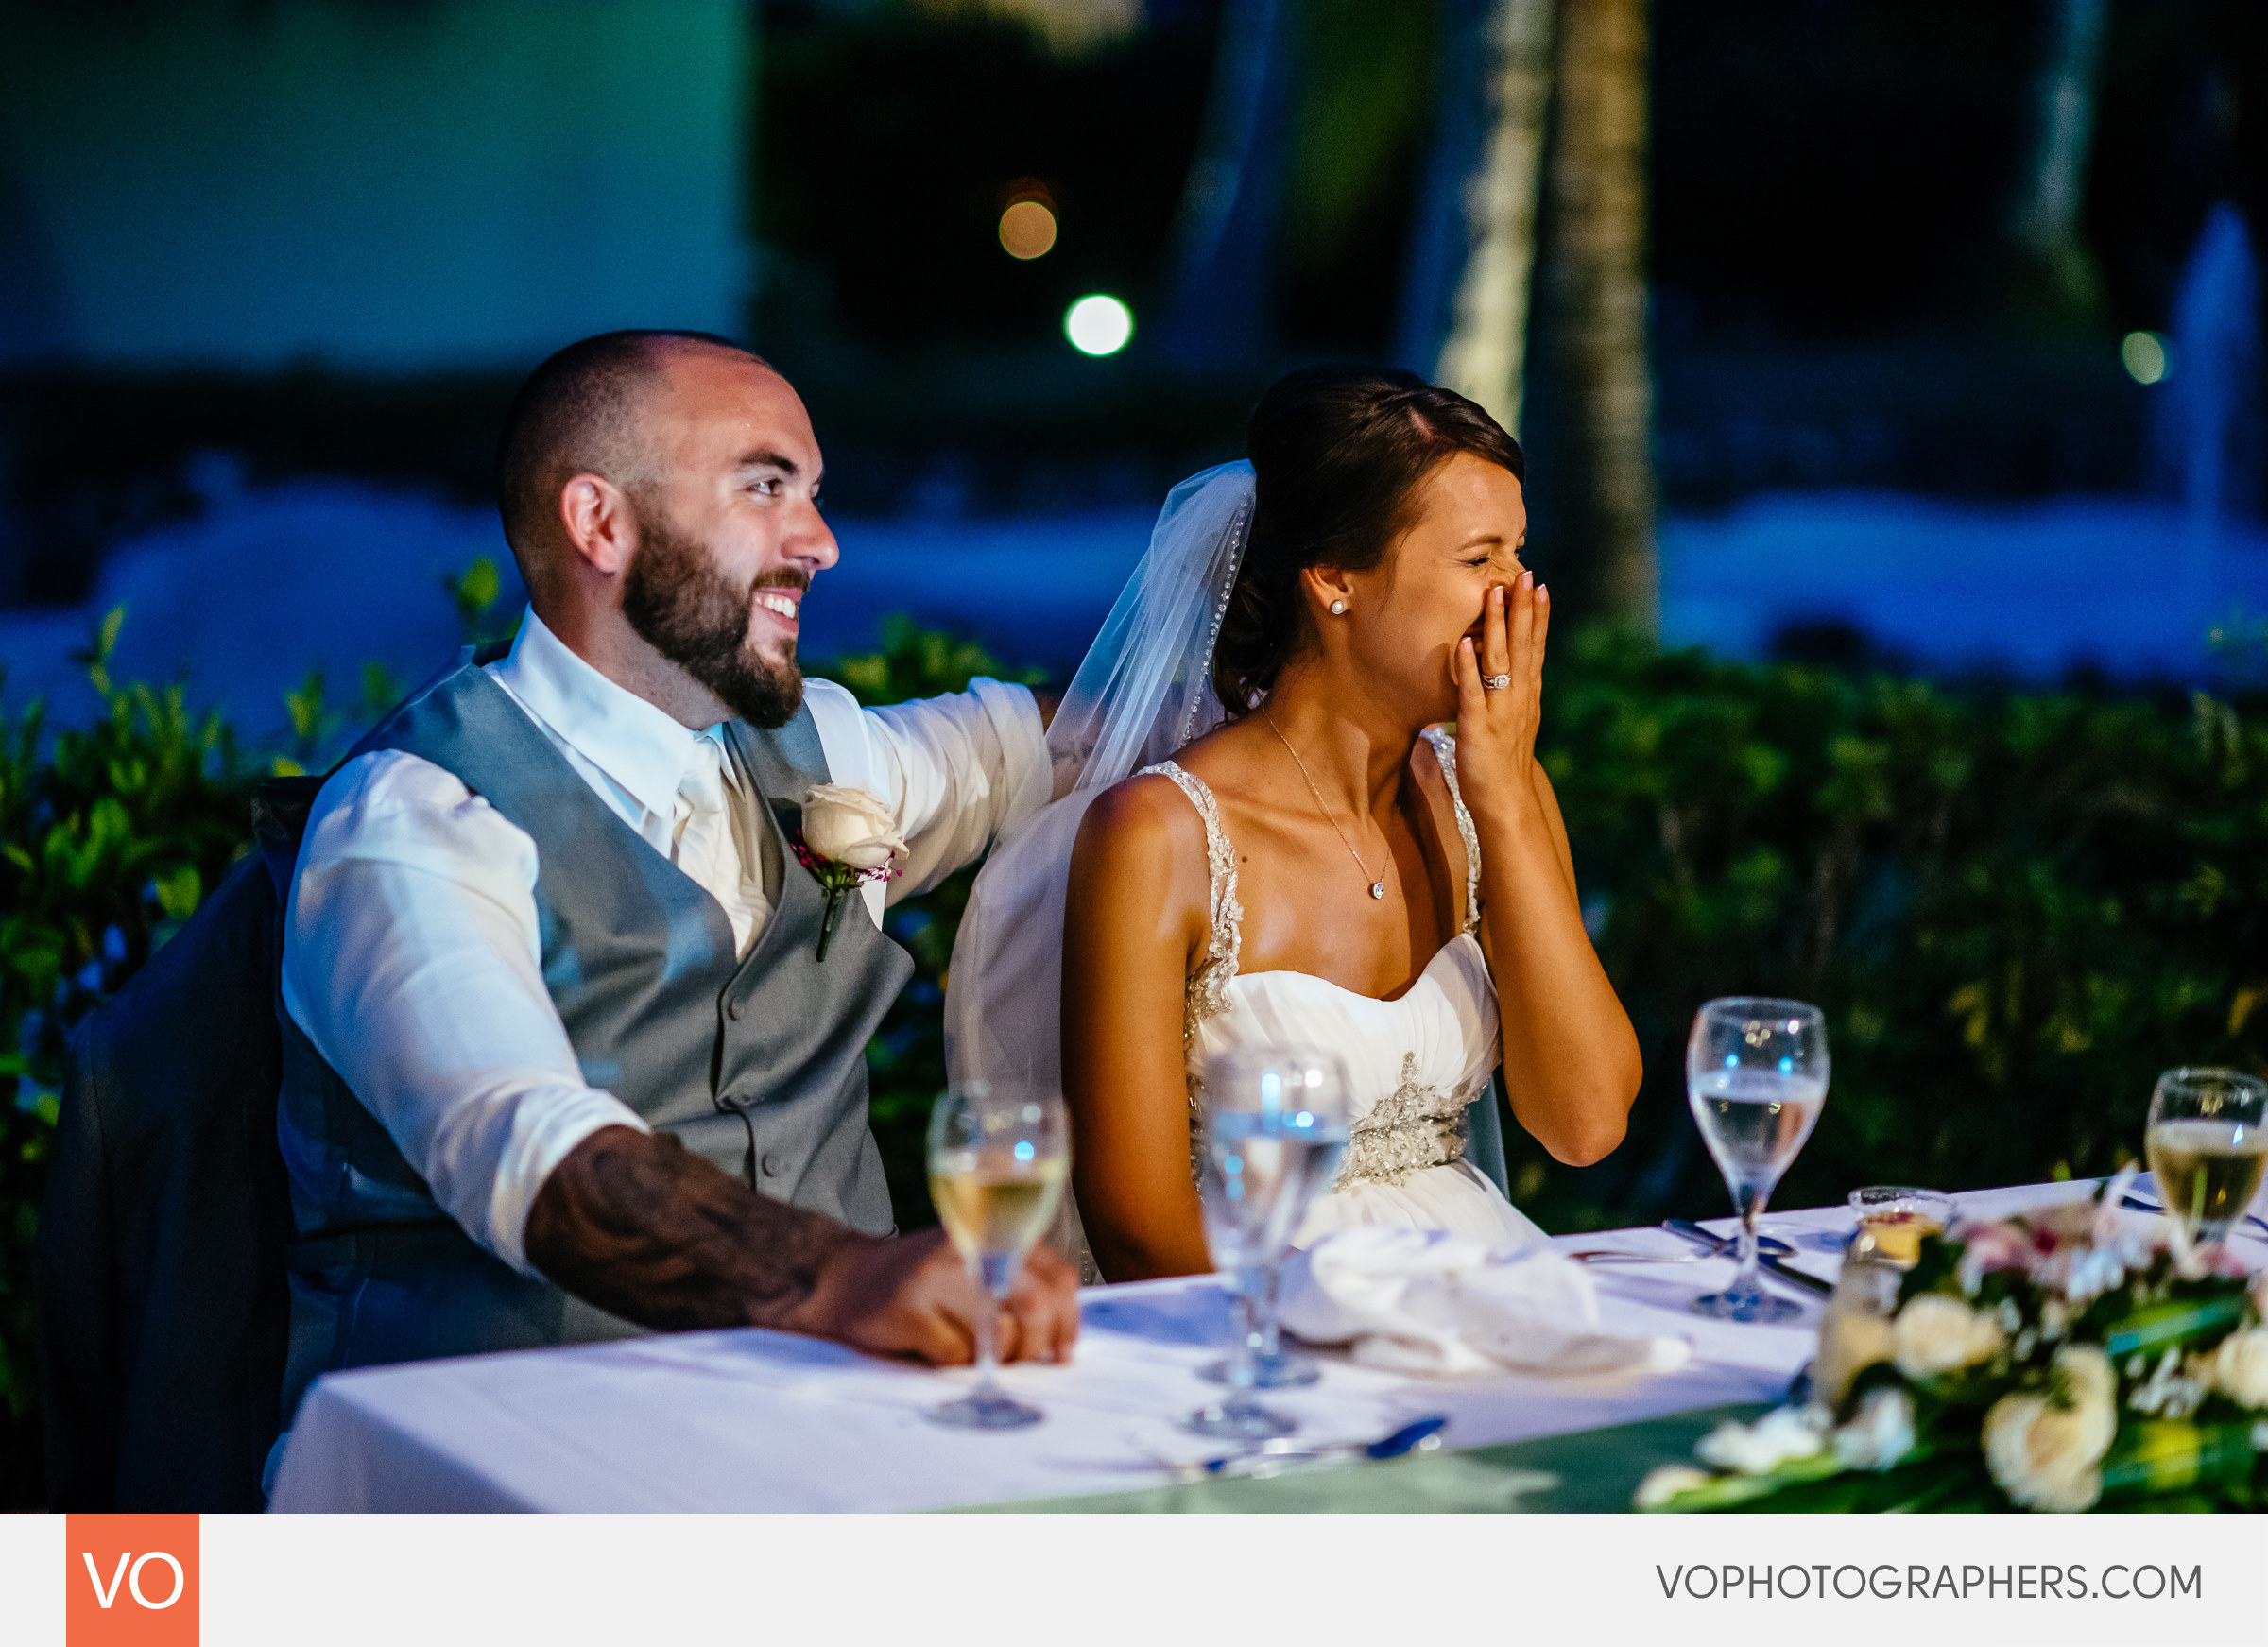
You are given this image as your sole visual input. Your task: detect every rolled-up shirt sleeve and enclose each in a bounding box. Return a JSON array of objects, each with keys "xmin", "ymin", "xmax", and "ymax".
[
  {"xmin": 280, "ymin": 750, "xmax": 648, "ymax": 1275},
  {"xmin": 807, "ymin": 676, "xmax": 1050, "ymax": 901}
]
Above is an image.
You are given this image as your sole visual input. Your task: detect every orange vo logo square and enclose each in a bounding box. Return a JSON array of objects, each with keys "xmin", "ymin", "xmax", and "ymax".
[{"xmin": 65, "ymin": 1516, "xmax": 198, "ymax": 1645}]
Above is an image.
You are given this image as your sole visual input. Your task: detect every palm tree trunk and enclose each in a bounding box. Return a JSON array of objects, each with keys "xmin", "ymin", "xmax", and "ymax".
[
  {"xmin": 1429, "ymin": 0, "xmax": 1557, "ymax": 436},
  {"xmin": 2006, "ymin": 0, "xmax": 2109, "ymax": 319},
  {"xmin": 1544, "ymin": 0, "xmax": 1657, "ymax": 634}
]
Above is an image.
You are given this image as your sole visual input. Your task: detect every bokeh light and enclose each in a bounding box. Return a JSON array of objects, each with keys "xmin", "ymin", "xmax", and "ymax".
[
  {"xmin": 1064, "ymin": 294, "xmax": 1132, "ymax": 355},
  {"xmin": 997, "ymin": 198, "xmax": 1057, "ymax": 260},
  {"xmin": 2121, "ymin": 331, "xmax": 2172, "ymax": 385}
]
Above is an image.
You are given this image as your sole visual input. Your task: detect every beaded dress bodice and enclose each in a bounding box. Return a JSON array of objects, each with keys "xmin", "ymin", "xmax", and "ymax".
[{"xmin": 1139, "ymin": 729, "xmax": 1499, "ymax": 1193}]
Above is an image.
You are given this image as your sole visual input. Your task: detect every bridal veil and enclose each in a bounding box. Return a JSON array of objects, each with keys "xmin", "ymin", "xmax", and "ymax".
[{"xmin": 943, "ymin": 460, "xmax": 1255, "ymax": 1119}]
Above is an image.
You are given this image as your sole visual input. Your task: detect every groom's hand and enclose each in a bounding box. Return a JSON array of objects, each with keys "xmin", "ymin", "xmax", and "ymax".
[
  {"xmin": 526, "ymin": 1127, "xmax": 1078, "ymax": 1364},
  {"xmin": 790, "ymin": 1229, "xmax": 1082, "ymax": 1366}
]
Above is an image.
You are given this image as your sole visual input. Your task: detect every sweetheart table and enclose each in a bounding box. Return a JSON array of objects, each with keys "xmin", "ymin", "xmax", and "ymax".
[{"xmin": 267, "ymin": 1179, "xmax": 2255, "ymax": 1514}]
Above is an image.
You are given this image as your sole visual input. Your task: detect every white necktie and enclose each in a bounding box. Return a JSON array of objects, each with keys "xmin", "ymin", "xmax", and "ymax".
[{"xmin": 673, "ymin": 737, "xmax": 763, "ymax": 959}]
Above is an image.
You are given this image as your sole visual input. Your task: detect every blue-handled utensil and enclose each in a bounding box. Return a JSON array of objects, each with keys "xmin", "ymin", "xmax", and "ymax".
[
  {"xmin": 2121, "ymin": 1192, "xmax": 2268, "ymax": 1243},
  {"xmin": 1199, "ymin": 1414, "xmax": 1450, "ymax": 1476}
]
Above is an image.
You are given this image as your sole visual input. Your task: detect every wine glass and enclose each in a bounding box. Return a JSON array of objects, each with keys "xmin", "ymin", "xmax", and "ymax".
[
  {"xmin": 1687, "ymin": 998, "xmax": 1829, "ymax": 1324},
  {"xmin": 923, "ymin": 1083, "xmax": 1069, "ymax": 1431},
  {"xmin": 2145, "ymin": 1068, "xmax": 2268, "ymax": 1261},
  {"xmin": 1186, "ymin": 1046, "xmax": 1351, "ymax": 1440}
]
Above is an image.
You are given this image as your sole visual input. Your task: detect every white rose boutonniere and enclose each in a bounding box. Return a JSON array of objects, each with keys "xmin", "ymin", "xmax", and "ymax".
[{"xmin": 794, "ymin": 784, "xmax": 908, "ymax": 960}]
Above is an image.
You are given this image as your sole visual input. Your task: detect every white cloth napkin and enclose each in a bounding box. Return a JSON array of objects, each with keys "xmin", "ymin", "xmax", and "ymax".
[{"xmin": 1278, "ymin": 1227, "xmax": 1692, "ymax": 1378}]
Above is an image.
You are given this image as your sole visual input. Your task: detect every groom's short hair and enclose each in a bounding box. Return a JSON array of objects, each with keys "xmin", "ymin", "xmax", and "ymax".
[{"xmin": 494, "ymin": 329, "xmax": 771, "ymax": 574}]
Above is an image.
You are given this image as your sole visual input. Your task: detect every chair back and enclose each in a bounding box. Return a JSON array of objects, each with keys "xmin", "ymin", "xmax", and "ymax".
[{"xmin": 38, "ymin": 779, "xmax": 318, "ymax": 1509}]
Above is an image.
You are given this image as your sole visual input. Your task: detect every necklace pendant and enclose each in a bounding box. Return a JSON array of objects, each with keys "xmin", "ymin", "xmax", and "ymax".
[{"xmin": 1369, "ymin": 881, "xmax": 1386, "ymax": 900}]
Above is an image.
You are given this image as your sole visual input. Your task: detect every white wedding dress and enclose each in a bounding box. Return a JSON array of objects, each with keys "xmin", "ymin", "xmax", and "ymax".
[
  {"xmin": 1143, "ymin": 730, "xmax": 1543, "ymax": 1251},
  {"xmin": 944, "ymin": 460, "xmax": 1545, "ymax": 1277}
]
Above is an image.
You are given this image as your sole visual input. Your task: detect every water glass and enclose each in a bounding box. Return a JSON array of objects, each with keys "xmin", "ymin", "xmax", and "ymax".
[
  {"xmin": 2145, "ymin": 1068, "xmax": 2268, "ymax": 1260},
  {"xmin": 1186, "ymin": 1046, "xmax": 1350, "ymax": 1441},
  {"xmin": 923, "ymin": 1084, "xmax": 1069, "ymax": 1431},
  {"xmin": 1687, "ymin": 997, "xmax": 1829, "ymax": 1324}
]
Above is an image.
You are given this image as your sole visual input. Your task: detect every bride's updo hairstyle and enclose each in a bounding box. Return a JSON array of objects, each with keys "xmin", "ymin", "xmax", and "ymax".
[{"xmin": 1211, "ymin": 363, "xmax": 1524, "ymax": 714}]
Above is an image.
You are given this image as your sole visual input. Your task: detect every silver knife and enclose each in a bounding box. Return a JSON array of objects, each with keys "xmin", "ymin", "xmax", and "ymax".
[{"xmin": 1661, "ymin": 1219, "xmax": 1833, "ymax": 1298}]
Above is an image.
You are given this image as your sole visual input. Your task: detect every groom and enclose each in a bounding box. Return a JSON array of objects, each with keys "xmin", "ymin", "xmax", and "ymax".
[{"xmin": 274, "ymin": 330, "xmax": 1075, "ymax": 1423}]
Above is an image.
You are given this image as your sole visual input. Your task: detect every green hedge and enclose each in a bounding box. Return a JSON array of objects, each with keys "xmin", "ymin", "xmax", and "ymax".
[
  {"xmin": 2, "ymin": 604, "xmax": 2262, "ymax": 1507},
  {"xmin": 1529, "ymin": 625, "xmax": 2268, "ymax": 1230}
]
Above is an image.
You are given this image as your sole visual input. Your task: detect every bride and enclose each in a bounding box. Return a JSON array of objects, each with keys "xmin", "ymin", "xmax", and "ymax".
[{"xmin": 946, "ymin": 365, "xmax": 1641, "ymax": 1281}]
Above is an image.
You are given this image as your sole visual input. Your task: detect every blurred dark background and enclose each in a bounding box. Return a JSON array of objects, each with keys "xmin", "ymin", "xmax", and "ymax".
[{"xmin": 3, "ymin": 0, "xmax": 2264, "ymax": 713}]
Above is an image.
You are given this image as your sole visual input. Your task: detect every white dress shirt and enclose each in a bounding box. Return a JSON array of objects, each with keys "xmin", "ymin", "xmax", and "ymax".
[{"xmin": 281, "ymin": 609, "xmax": 1049, "ymax": 1275}]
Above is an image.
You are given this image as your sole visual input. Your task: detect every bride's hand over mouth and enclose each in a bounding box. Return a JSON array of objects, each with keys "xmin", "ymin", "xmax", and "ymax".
[
  {"xmin": 1446, "ymin": 565, "xmax": 1640, "ymax": 1166},
  {"xmin": 1450, "ymin": 570, "xmax": 1551, "ymax": 835}
]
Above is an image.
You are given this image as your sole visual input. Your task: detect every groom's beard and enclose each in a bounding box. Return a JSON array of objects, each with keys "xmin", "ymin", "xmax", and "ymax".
[{"xmin": 621, "ymin": 503, "xmax": 807, "ymax": 729}]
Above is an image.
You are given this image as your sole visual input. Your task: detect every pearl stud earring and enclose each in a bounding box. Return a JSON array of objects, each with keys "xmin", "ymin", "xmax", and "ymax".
[{"xmin": 1330, "ymin": 599, "xmax": 1348, "ymax": 615}]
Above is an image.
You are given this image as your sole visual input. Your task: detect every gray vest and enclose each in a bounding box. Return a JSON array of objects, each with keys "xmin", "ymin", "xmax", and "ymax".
[{"xmin": 276, "ymin": 649, "xmax": 914, "ymax": 1419}]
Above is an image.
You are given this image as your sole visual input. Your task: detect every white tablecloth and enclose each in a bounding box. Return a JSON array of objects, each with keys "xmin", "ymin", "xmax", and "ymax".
[{"xmin": 267, "ymin": 1179, "xmax": 2247, "ymax": 1512}]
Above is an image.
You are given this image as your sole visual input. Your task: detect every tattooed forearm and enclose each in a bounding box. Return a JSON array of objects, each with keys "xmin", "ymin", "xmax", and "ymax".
[{"xmin": 524, "ymin": 1125, "xmax": 873, "ymax": 1330}]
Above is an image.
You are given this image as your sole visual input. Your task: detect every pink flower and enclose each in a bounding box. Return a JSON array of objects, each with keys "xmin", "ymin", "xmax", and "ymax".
[{"xmin": 1952, "ymin": 1219, "xmax": 2034, "ymax": 1292}]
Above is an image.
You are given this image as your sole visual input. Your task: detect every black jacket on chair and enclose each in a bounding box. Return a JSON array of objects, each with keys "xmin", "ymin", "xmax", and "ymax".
[{"xmin": 37, "ymin": 781, "xmax": 316, "ymax": 1511}]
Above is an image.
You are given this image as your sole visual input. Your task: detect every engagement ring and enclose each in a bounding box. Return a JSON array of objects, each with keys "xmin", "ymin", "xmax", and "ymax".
[{"xmin": 1482, "ymin": 672, "xmax": 1512, "ymax": 692}]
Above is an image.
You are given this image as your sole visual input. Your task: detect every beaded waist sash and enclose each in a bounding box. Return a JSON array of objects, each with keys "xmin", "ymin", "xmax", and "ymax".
[{"xmin": 1336, "ymin": 1053, "xmax": 1475, "ymax": 1190}]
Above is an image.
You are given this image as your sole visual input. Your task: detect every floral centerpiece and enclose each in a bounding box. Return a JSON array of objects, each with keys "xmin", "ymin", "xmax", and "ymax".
[{"xmin": 1637, "ymin": 1176, "xmax": 2268, "ymax": 1512}]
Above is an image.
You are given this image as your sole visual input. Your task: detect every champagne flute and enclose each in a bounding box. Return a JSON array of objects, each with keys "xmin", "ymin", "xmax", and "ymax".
[
  {"xmin": 2145, "ymin": 1068, "xmax": 2268, "ymax": 1261},
  {"xmin": 1687, "ymin": 998, "xmax": 1829, "ymax": 1325},
  {"xmin": 923, "ymin": 1084, "xmax": 1069, "ymax": 1431},
  {"xmin": 1186, "ymin": 1047, "xmax": 1351, "ymax": 1439}
]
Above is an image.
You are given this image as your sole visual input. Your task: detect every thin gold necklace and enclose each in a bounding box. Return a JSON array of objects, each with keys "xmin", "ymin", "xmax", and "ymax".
[{"xmin": 1262, "ymin": 711, "xmax": 1386, "ymax": 900}]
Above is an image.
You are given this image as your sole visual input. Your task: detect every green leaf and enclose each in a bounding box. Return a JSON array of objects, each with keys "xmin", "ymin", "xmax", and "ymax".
[
  {"xmin": 2100, "ymin": 1295, "xmax": 2249, "ymax": 1361},
  {"xmin": 1638, "ymin": 1448, "xmax": 1849, "ymax": 1512},
  {"xmin": 459, "ymin": 557, "xmax": 501, "ymax": 613},
  {"xmin": 2098, "ymin": 1421, "xmax": 2258, "ymax": 1501},
  {"xmin": 152, "ymin": 863, "xmax": 203, "ymax": 921},
  {"xmin": 445, "ymin": 558, "xmax": 507, "ymax": 642},
  {"xmin": 360, "ymin": 661, "xmax": 404, "ymax": 720},
  {"xmin": 285, "ymin": 669, "xmax": 327, "ymax": 744}
]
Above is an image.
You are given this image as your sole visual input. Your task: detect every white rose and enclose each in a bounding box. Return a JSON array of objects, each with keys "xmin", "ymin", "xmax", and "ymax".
[
  {"xmin": 800, "ymin": 784, "xmax": 907, "ymax": 871},
  {"xmin": 1833, "ymin": 1384, "xmax": 1917, "ymax": 1471},
  {"xmin": 2210, "ymin": 1328, "xmax": 2268, "ymax": 1410},
  {"xmin": 1633, "ymin": 1465, "xmax": 1711, "ymax": 1509},
  {"xmin": 1983, "ymin": 1396, "xmax": 2109, "ymax": 1512},
  {"xmin": 2055, "ymin": 1343, "xmax": 2116, "ymax": 1410},
  {"xmin": 1694, "ymin": 1405, "xmax": 1829, "ymax": 1474},
  {"xmin": 1982, "ymin": 1347, "xmax": 2117, "ymax": 1514},
  {"xmin": 1892, "ymin": 1294, "xmax": 2006, "ymax": 1380}
]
